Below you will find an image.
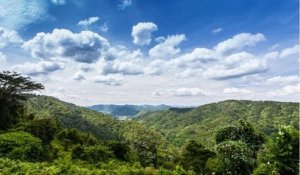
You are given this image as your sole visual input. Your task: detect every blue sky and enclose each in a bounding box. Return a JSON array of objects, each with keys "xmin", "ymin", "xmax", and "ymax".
[{"xmin": 0, "ymin": 0, "xmax": 299, "ymax": 106}]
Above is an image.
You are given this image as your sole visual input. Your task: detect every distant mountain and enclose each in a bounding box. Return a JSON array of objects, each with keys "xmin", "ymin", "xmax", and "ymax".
[
  {"xmin": 87, "ymin": 104, "xmax": 170, "ymax": 117},
  {"xmin": 135, "ymin": 100, "xmax": 299, "ymax": 147}
]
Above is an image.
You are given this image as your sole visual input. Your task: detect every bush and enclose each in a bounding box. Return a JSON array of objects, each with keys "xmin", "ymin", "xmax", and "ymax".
[
  {"xmin": 216, "ymin": 141, "xmax": 255, "ymax": 175},
  {"xmin": 72, "ymin": 144, "xmax": 114, "ymax": 163},
  {"xmin": 0, "ymin": 131, "xmax": 44, "ymax": 162},
  {"xmin": 25, "ymin": 118, "xmax": 61, "ymax": 144},
  {"xmin": 56, "ymin": 128, "xmax": 97, "ymax": 150}
]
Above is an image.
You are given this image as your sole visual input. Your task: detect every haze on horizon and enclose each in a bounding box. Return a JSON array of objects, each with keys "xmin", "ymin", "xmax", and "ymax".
[{"xmin": 0, "ymin": 0, "xmax": 299, "ymax": 106}]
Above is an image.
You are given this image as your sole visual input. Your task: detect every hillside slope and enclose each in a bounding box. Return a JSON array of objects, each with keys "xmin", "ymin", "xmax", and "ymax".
[
  {"xmin": 87, "ymin": 104, "xmax": 170, "ymax": 117},
  {"xmin": 24, "ymin": 95, "xmax": 168, "ymax": 145},
  {"xmin": 135, "ymin": 100, "xmax": 299, "ymax": 147}
]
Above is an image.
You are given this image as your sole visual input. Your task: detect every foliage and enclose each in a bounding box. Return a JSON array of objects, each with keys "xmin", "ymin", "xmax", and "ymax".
[
  {"xmin": 0, "ymin": 131, "xmax": 45, "ymax": 162},
  {"xmin": 215, "ymin": 120, "xmax": 265, "ymax": 151},
  {"xmin": 255, "ymin": 126, "xmax": 299, "ymax": 175},
  {"xmin": 56, "ymin": 128, "xmax": 97, "ymax": 150},
  {"xmin": 136, "ymin": 100, "xmax": 299, "ymax": 147},
  {"xmin": 0, "ymin": 71, "xmax": 44, "ymax": 130},
  {"xmin": 181, "ymin": 140, "xmax": 215, "ymax": 174},
  {"xmin": 216, "ymin": 141, "xmax": 255, "ymax": 175},
  {"xmin": 24, "ymin": 118, "xmax": 61, "ymax": 144},
  {"xmin": 71, "ymin": 144, "xmax": 114, "ymax": 163}
]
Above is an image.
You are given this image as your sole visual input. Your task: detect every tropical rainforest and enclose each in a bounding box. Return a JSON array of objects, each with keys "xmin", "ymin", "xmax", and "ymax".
[{"xmin": 0, "ymin": 71, "xmax": 299, "ymax": 175}]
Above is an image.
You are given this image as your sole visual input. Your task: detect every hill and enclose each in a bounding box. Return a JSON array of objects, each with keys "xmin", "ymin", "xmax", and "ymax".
[
  {"xmin": 135, "ymin": 100, "xmax": 299, "ymax": 147},
  {"xmin": 24, "ymin": 95, "xmax": 171, "ymax": 144},
  {"xmin": 87, "ymin": 104, "xmax": 170, "ymax": 117}
]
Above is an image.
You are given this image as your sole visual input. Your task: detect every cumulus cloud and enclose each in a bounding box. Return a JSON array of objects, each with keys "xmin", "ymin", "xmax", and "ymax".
[
  {"xmin": 23, "ymin": 29, "xmax": 109, "ymax": 63},
  {"xmin": 223, "ymin": 87, "xmax": 252, "ymax": 94},
  {"xmin": 279, "ymin": 44, "xmax": 299, "ymax": 58},
  {"xmin": 101, "ymin": 60, "xmax": 144, "ymax": 75},
  {"xmin": 0, "ymin": 0, "xmax": 47, "ymax": 30},
  {"xmin": 203, "ymin": 52, "xmax": 267, "ymax": 80},
  {"xmin": 149, "ymin": 34, "xmax": 186, "ymax": 59},
  {"xmin": 282, "ymin": 84, "xmax": 300, "ymax": 94},
  {"xmin": 78, "ymin": 17, "xmax": 100, "ymax": 28},
  {"xmin": 171, "ymin": 48, "xmax": 217, "ymax": 69},
  {"xmin": 92, "ymin": 74, "xmax": 123, "ymax": 86},
  {"xmin": 0, "ymin": 28, "xmax": 23, "ymax": 48},
  {"xmin": 211, "ymin": 27, "xmax": 222, "ymax": 35},
  {"xmin": 132, "ymin": 22, "xmax": 158, "ymax": 46},
  {"xmin": 263, "ymin": 51, "xmax": 279, "ymax": 60},
  {"xmin": 72, "ymin": 71, "xmax": 86, "ymax": 81},
  {"xmin": 51, "ymin": 0, "xmax": 66, "ymax": 5},
  {"xmin": 12, "ymin": 61, "xmax": 64, "ymax": 76},
  {"xmin": 214, "ymin": 33, "xmax": 266, "ymax": 54},
  {"xmin": 152, "ymin": 88, "xmax": 212, "ymax": 97},
  {"xmin": 266, "ymin": 75, "xmax": 299, "ymax": 85},
  {"xmin": 118, "ymin": 0, "xmax": 132, "ymax": 10},
  {"xmin": 268, "ymin": 83, "xmax": 300, "ymax": 97}
]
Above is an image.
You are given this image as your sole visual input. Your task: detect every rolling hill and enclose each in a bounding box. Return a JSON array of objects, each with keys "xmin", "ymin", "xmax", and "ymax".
[
  {"xmin": 87, "ymin": 104, "xmax": 170, "ymax": 117},
  {"xmin": 24, "ymin": 95, "xmax": 169, "ymax": 144},
  {"xmin": 135, "ymin": 100, "xmax": 299, "ymax": 147}
]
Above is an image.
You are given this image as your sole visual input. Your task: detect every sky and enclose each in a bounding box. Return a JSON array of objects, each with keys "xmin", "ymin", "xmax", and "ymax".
[{"xmin": 0, "ymin": 0, "xmax": 299, "ymax": 106}]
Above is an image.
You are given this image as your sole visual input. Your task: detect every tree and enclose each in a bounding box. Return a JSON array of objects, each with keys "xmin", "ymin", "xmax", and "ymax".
[
  {"xmin": 215, "ymin": 120, "xmax": 265, "ymax": 151},
  {"xmin": 216, "ymin": 141, "xmax": 255, "ymax": 175},
  {"xmin": 25, "ymin": 118, "xmax": 61, "ymax": 144},
  {"xmin": 254, "ymin": 126, "xmax": 299, "ymax": 175},
  {"xmin": 0, "ymin": 131, "xmax": 44, "ymax": 162},
  {"xmin": 181, "ymin": 140, "xmax": 215, "ymax": 174},
  {"xmin": 0, "ymin": 71, "xmax": 44, "ymax": 130}
]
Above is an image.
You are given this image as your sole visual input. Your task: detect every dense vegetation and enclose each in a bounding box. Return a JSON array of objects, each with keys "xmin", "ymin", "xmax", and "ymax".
[
  {"xmin": 0, "ymin": 71, "xmax": 299, "ymax": 175},
  {"xmin": 135, "ymin": 101, "xmax": 299, "ymax": 147}
]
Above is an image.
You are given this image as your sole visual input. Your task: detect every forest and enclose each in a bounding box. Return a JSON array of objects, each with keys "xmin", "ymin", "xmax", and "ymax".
[{"xmin": 0, "ymin": 71, "xmax": 299, "ymax": 175}]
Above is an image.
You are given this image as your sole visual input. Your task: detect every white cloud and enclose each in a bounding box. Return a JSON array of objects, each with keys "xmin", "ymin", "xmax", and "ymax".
[
  {"xmin": 23, "ymin": 29, "xmax": 109, "ymax": 63},
  {"xmin": 223, "ymin": 87, "xmax": 252, "ymax": 94},
  {"xmin": 51, "ymin": 0, "xmax": 66, "ymax": 5},
  {"xmin": 92, "ymin": 74, "xmax": 123, "ymax": 86},
  {"xmin": 279, "ymin": 44, "xmax": 299, "ymax": 58},
  {"xmin": 0, "ymin": 28, "xmax": 23, "ymax": 48},
  {"xmin": 171, "ymin": 88, "xmax": 211, "ymax": 96},
  {"xmin": 266, "ymin": 75, "xmax": 299, "ymax": 85},
  {"xmin": 172, "ymin": 48, "xmax": 217, "ymax": 68},
  {"xmin": 72, "ymin": 71, "xmax": 86, "ymax": 81},
  {"xmin": 203, "ymin": 52, "xmax": 267, "ymax": 80},
  {"xmin": 268, "ymin": 83, "xmax": 300, "ymax": 97},
  {"xmin": 263, "ymin": 51, "xmax": 279, "ymax": 60},
  {"xmin": 211, "ymin": 27, "xmax": 222, "ymax": 35},
  {"xmin": 101, "ymin": 60, "xmax": 144, "ymax": 75},
  {"xmin": 0, "ymin": 0, "xmax": 47, "ymax": 30},
  {"xmin": 149, "ymin": 34, "xmax": 186, "ymax": 59},
  {"xmin": 118, "ymin": 0, "xmax": 132, "ymax": 10},
  {"xmin": 283, "ymin": 84, "xmax": 300, "ymax": 94},
  {"xmin": 132, "ymin": 22, "xmax": 158, "ymax": 46},
  {"xmin": 144, "ymin": 59, "xmax": 167, "ymax": 75},
  {"xmin": 214, "ymin": 33, "xmax": 266, "ymax": 54},
  {"xmin": 78, "ymin": 17, "xmax": 100, "ymax": 28},
  {"xmin": 152, "ymin": 88, "xmax": 212, "ymax": 97},
  {"xmin": 12, "ymin": 61, "xmax": 64, "ymax": 76}
]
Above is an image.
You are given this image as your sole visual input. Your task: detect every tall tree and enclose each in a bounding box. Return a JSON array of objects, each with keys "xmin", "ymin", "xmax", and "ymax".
[
  {"xmin": 216, "ymin": 141, "xmax": 255, "ymax": 175},
  {"xmin": 181, "ymin": 140, "xmax": 215, "ymax": 174},
  {"xmin": 254, "ymin": 126, "xmax": 299, "ymax": 175},
  {"xmin": 0, "ymin": 71, "xmax": 44, "ymax": 130}
]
